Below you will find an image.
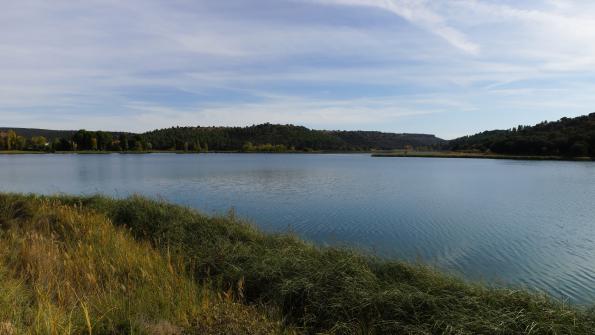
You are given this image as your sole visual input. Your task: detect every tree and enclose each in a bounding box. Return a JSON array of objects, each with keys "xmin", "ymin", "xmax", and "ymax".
[
  {"xmin": 73, "ymin": 130, "xmax": 94, "ymax": 150},
  {"xmin": 6, "ymin": 130, "xmax": 17, "ymax": 150},
  {"xmin": 119, "ymin": 134, "xmax": 129, "ymax": 151},
  {"xmin": 29, "ymin": 136, "xmax": 47, "ymax": 150},
  {"xmin": 54, "ymin": 138, "xmax": 73, "ymax": 151},
  {"xmin": 242, "ymin": 142, "xmax": 253, "ymax": 152},
  {"xmin": 95, "ymin": 131, "xmax": 113, "ymax": 150},
  {"xmin": 15, "ymin": 136, "xmax": 26, "ymax": 150},
  {"xmin": 570, "ymin": 142, "xmax": 589, "ymax": 157}
]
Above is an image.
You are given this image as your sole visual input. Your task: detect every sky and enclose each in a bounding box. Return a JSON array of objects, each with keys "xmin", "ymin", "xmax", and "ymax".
[{"xmin": 2, "ymin": 0, "xmax": 595, "ymax": 139}]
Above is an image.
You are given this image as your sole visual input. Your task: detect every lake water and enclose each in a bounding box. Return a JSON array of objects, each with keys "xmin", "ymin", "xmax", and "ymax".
[{"xmin": 1, "ymin": 153, "xmax": 594, "ymax": 304}]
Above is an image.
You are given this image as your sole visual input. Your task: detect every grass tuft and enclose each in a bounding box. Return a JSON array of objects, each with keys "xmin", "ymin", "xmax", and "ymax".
[{"xmin": 0, "ymin": 195, "xmax": 284, "ymax": 334}]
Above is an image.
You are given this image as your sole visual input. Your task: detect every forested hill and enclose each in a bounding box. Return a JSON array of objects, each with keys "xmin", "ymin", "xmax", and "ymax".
[
  {"xmin": 0, "ymin": 127, "xmax": 76, "ymax": 140},
  {"xmin": 0, "ymin": 123, "xmax": 443, "ymax": 152},
  {"xmin": 448, "ymin": 113, "xmax": 595, "ymax": 157},
  {"xmin": 0, "ymin": 128, "xmax": 126, "ymax": 141},
  {"xmin": 143, "ymin": 123, "xmax": 444, "ymax": 151}
]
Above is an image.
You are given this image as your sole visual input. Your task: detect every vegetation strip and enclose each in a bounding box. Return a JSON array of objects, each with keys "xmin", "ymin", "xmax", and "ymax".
[
  {"xmin": 1, "ymin": 193, "xmax": 594, "ymax": 334},
  {"xmin": 372, "ymin": 151, "xmax": 595, "ymax": 161},
  {"xmin": 0, "ymin": 124, "xmax": 442, "ymax": 153}
]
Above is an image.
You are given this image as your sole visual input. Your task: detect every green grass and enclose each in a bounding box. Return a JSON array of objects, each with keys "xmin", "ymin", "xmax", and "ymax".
[
  {"xmin": 1, "ymin": 194, "xmax": 594, "ymax": 334},
  {"xmin": 0, "ymin": 196, "xmax": 285, "ymax": 334}
]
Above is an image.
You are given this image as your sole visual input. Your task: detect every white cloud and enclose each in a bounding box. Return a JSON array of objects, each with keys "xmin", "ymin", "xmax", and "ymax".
[{"xmin": 1, "ymin": 0, "xmax": 595, "ymax": 137}]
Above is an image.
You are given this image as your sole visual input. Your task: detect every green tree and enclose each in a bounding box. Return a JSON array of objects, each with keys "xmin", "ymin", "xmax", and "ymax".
[
  {"xmin": 30, "ymin": 136, "xmax": 47, "ymax": 150},
  {"xmin": 73, "ymin": 130, "xmax": 95, "ymax": 150},
  {"xmin": 119, "ymin": 134, "xmax": 129, "ymax": 151},
  {"xmin": 242, "ymin": 142, "xmax": 253, "ymax": 152},
  {"xmin": 95, "ymin": 131, "xmax": 113, "ymax": 150},
  {"xmin": 15, "ymin": 136, "xmax": 26, "ymax": 150},
  {"xmin": 6, "ymin": 130, "xmax": 17, "ymax": 150}
]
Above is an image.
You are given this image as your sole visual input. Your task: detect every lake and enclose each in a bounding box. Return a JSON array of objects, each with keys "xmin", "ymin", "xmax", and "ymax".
[{"xmin": 1, "ymin": 153, "xmax": 594, "ymax": 304}]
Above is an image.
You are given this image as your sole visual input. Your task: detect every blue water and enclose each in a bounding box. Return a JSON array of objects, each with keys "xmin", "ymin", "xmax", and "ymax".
[{"xmin": 1, "ymin": 153, "xmax": 594, "ymax": 304}]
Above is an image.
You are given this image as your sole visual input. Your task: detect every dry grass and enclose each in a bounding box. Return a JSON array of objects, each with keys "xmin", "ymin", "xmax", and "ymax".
[
  {"xmin": 0, "ymin": 198, "xmax": 285, "ymax": 334},
  {"xmin": 2, "ymin": 194, "xmax": 595, "ymax": 334}
]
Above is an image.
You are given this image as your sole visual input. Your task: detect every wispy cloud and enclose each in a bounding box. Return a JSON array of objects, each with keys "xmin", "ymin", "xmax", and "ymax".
[{"xmin": 313, "ymin": 0, "xmax": 480, "ymax": 54}]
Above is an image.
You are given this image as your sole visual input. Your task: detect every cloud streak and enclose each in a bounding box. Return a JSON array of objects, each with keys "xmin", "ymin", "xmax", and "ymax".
[{"xmin": 313, "ymin": 0, "xmax": 480, "ymax": 54}]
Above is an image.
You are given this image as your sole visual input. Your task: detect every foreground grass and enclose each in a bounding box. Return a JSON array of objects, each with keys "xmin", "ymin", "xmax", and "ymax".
[
  {"xmin": 1, "ymin": 194, "xmax": 594, "ymax": 334},
  {"xmin": 0, "ymin": 196, "xmax": 284, "ymax": 334}
]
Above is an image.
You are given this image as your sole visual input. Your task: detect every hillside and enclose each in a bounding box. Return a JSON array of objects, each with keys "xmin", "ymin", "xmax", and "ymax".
[
  {"xmin": 143, "ymin": 123, "xmax": 444, "ymax": 151},
  {"xmin": 1, "ymin": 123, "xmax": 444, "ymax": 152},
  {"xmin": 1, "ymin": 194, "xmax": 594, "ymax": 334},
  {"xmin": 332, "ymin": 130, "xmax": 443, "ymax": 150},
  {"xmin": 0, "ymin": 128, "xmax": 126, "ymax": 141},
  {"xmin": 0, "ymin": 127, "xmax": 75, "ymax": 140},
  {"xmin": 448, "ymin": 113, "xmax": 595, "ymax": 157}
]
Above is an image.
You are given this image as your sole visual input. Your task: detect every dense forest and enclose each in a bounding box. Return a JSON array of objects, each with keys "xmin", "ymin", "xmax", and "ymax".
[
  {"xmin": 143, "ymin": 124, "xmax": 444, "ymax": 151},
  {"xmin": 0, "ymin": 123, "xmax": 443, "ymax": 152},
  {"xmin": 0, "ymin": 129, "xmax": 136, "ymax": 151},
  {"xmin": 447, "ymin": 113, "xmax": 595, "ymax": 157},
  {"xmin": 3, "ymin": 115, "xmax": 594, "ymax": 156}
]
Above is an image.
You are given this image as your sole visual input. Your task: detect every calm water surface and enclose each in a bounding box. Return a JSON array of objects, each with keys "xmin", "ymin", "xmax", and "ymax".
[{"xmin": 1, "ymin": 153, "xmax": 594, "ymax": 304}]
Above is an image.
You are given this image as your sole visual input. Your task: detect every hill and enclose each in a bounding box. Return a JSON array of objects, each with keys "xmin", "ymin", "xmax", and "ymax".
[
  {"xmin": 1, "ymin": 123, "xmax": 443, "ymax": 152},
  {"xmin": 0, "ymin": 127, "xmax": 76, "ymax": 141},
  {"xmin": 0, "ymin": 127, "xmax": 127, "ymax": 141},
  {"xmin": 143, "ymin": 123, "xmax": 444, "ymax": 151},
  {"xmin": 448, "ymin": 113, "xmax": 595, "ymax": 157},
  {"xmin": 331, "ymin": 130, "xmax": 443, "ymax": 150}
]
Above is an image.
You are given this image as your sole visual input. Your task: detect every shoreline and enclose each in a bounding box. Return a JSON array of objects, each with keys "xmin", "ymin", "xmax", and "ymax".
[
  {"xmin": 372, "ymin": 151, "xmax": 595, "ymax": 161},
  {"xmin": 2, "ymin": 150, "xmax": 594, "ymax": 161},
  {"xmin": 0, "ymin": 150, "xmax": 374, "ymax": 155}
]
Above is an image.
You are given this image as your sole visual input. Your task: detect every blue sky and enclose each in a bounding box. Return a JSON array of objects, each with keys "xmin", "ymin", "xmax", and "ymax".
[{"xmin": 2, "ymin": 0, "xmax": 595, "ymax": 139}]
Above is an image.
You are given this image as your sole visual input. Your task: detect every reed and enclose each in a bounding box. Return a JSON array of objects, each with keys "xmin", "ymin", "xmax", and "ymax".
[{"xmin": 0, "ymin": 196, "xmax": 284, "ymax": 334}]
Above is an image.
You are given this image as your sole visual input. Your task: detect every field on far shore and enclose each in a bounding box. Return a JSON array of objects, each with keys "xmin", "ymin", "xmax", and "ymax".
[{"xmin": 372, "ymin": 150, "xmax": 595, "ymax": 161}]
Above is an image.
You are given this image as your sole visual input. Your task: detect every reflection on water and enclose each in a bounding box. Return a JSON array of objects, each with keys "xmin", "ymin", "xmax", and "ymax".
[{"xmin": 1, "ymin": 153, "xmax": 595, "ymax": 304}]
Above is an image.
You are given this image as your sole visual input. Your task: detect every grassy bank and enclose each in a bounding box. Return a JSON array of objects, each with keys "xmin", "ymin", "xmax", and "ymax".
[
  {"xmin": 1, "ymin": 194, "xmax": 594, "ymax": 334},
  {"xmin": 372, "ymin": 150, "xmax": 595, "ymax": 161},
  {"xmin": 0, "ymin": 196, "xmax": 285, "ymax": 334}
]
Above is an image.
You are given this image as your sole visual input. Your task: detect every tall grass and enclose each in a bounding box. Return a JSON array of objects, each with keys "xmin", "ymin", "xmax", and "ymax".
[
  {"xmin": 0, "ymin": 196, "xmax": 284, "ymax": 334},
  {"xmin": 1, "ymin": 194, "xmax": 595, "ymax": 334}
]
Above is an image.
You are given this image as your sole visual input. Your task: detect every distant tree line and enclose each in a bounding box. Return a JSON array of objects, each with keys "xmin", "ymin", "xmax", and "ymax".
[
  {"xmin": 0, "ymin": 123, "xmax": 443, "ymax": 152},
  {"xmin": 0, "ymin": 129, "xmax": 148, "ymax": 152},
  {"xmin": 447, "ymin": 113, "xmax": 595, "ymax": 157},
  {"xmin": 142, "ymin": 123, "xmax": 442, "ymax": 152}
]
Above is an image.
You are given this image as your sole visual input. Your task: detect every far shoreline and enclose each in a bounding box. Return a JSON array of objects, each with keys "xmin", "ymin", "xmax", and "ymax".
[
  {"xmin": 2, "ymin": 150, "xmax": 594, "ymax": 161},
  {"xmin": 372, "ymin": 151, "xmax": 595, "ymax": 162},
  {"xmin": 0, "ymin": 150, "xmax": 374, "ymax": 155}
]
